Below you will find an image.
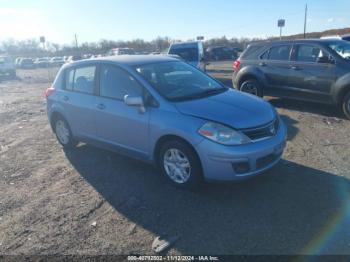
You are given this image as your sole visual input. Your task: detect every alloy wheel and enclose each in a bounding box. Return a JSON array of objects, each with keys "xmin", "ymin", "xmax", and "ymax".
[
  {"xmin": 163, "ymin": 148, "xmax": 191, "ymax": 184},
  {"xmin": 55, "ymin": 120, "xmax": 70, "ymax": 145}
]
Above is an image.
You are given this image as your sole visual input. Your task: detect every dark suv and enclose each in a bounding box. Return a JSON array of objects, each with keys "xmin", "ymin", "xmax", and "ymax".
[{"xmin": 232, "ymin": 39, "xmax": 350, "ymax": 119}]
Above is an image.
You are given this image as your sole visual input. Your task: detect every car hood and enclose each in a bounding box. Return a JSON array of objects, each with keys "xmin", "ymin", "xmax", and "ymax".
[{"xmin": 174, "ymin": 90, "xmax": 275, "ymax": 129}]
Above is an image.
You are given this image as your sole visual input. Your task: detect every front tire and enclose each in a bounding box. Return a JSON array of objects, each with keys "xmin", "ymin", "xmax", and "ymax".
[
  {"xmin": 53, "ymin": 117, "xmax": 77, "ymax": 149},
  {"xmin": 342, "ymin": 91, "xmax": 350, "ymax": 120},
  {"xmin": 240, "ymin": 79, "xmax": 263, "ymax": 97},
  {"xmin": 159, "ymin": 140, "xmax": 203, "ymax": 190}
]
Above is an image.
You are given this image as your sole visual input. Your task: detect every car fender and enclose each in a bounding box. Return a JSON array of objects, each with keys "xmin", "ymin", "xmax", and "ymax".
[
  {"xmin": 235, "ymin": 65, "xmax": 268, "ymax": 88},
  {"xmin": 332, "ymin": 73, "xmax": 350, "ymax": 104},
  {"xmin": 47, "ymin": 102, "xmax": 72, "ymax": 132},
  {"xmin": 148, "ymin": 110, "xmax": 206, "ymax": 162}
]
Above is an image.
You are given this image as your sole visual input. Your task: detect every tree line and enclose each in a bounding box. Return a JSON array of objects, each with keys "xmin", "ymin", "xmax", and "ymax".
[
  {"xmin": 0, "ymin": 36, "xmax": 255, "ymax": 58},
  {"xmin": 1, "ymin": 27, "xmax": 350, "ymax": 58}
]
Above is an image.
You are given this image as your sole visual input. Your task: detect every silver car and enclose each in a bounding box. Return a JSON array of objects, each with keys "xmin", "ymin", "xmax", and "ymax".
[{"xmin": 46, "ymin": 55, "xmax": 287, "ymax": 189}]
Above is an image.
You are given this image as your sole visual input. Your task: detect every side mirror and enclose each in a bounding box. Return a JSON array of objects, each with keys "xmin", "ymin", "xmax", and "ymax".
[
  {"xmin": 317, "ymin": 56, "xmax": 334, "ymax": 64},
  {"xmin": 124, "ymin": 95, "xmax": 146, "ymax": 113}
]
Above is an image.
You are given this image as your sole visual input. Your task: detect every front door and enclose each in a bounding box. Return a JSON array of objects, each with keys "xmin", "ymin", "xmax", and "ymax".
[
  {"xmin": 94, "ymin": 64, "xmax": 150, "ymax": 159},
  {"xmin": 287, "ymin": 44, "xmax": 336, "ymax": 102}
]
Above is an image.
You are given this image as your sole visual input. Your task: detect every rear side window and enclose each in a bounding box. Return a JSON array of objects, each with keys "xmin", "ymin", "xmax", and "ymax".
[
  {"xmin": 99, "ymin": 65, "xmax": 143, "ymax": 100},
  {"xmin": 268, "ymin": 45, "xmax": 292, "ymax": 61},
  {"xmin": 66, "ymin": 69, "xmax": 74, "ymax": 90},
  {"xmin": 65, "ymin": 66, "xmax": 96, "ymax": 94},
  {"xmin": 295, "ymin": 45, "xmax": 321, "ymax": 62}
]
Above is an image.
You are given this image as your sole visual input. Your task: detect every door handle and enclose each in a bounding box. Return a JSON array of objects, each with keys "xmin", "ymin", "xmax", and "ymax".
[
  {"xmin": 290, "ymin": 66, "xmax": 301, "ymax": 70},
  {"xmin": 62, "ymin": 95, "xmax": 69, "ymax": 101},
  {"xmin": 97, "ymin": 103, "xmax": 106, "ymax": 110},
  {"xmin": 259, "ymin": 62, "xmax": 267, "ymax": 67}
]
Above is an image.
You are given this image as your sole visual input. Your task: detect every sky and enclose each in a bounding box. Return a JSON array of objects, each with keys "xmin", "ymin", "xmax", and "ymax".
[{"xmin": 0, "ymin": 0, "xmax": 349, "ymax": 44}]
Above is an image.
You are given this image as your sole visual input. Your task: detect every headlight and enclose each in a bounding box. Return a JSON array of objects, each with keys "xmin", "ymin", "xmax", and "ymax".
[{"xmin": 198, "ymin": 122, "xmax": 251, "ymax": 145}]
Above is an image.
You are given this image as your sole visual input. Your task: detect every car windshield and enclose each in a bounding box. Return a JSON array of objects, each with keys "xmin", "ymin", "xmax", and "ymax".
[
  {"xmin": 135, "ymin": 61, "xmax": 227, "ymax": 101},
  {"xmin": 327, "ymin": 41, "xmax": 350, "ymax": 59},
  {"xmin": 168, "ymin": 47, "xmax": 198, "ymax": 62}
]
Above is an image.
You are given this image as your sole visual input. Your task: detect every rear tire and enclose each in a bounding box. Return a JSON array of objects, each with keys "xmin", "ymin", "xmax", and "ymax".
[
  {"xmin": 158, "ymin": 140, "xmax": 203, "ymax": 190},
  {"xmin": 53, "ymin": 116, "xmax": 78, "ymax": 149},
  {"xmin": 240, "ymin": 79, "xmax": 263, "ymax": 97},
  {"xmin": 342, "ymin": 91, "xmax": 350, "ymax": 120}
]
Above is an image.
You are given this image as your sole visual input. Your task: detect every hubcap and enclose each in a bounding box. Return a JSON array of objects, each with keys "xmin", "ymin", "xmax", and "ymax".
[
  {"xmin": 241, "ymin": 82, "xmax": 258, "ymax": 96},
  {"xmin": 163, "ymin": 148, "xmax": 191, "ymax": 184},
  {"xmin": 55, "ymin": 120, "xmax": 70, "ymax": 145}
]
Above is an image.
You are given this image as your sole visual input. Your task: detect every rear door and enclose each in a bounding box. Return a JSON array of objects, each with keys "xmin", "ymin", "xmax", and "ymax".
[
  {"xmin": 59, "ymin": 64, "xmax": 98, "ymax": 139},
  {"xmin": 287, "ymin": 44, "xmax": 336, "ymax": 102},
  {"xmin": 94, "ymin": 63, "xmax": 150, "ymax": 159},
  {"xmin": 259, "ymin": 44, "xmax": 293, "ymax": 95}
]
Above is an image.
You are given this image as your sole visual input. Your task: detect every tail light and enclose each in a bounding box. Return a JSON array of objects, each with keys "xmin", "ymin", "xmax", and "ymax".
[
  {"xmin": 233, "ymin": 59, "xmax": 241, "ymax": 71},
  {"xmin": 44, "ymin": 86, "xmax": 55, "ymax": 98}
]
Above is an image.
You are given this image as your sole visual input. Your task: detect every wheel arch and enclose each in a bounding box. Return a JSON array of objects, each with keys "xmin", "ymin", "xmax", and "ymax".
[
  {"xmin": 153, "ymin": 134, "xmax": 203, "ymax": 171},
  {"xmin": 49, "ymin": 111, "xmax": 67, "ymax": 132},
  {"xmin": 236, "ymin": 66, "xmax": 266, "ymax": 89},
  {"xmin": 335, "ymin": 84, "xmax": 350, "ymax": 106}
]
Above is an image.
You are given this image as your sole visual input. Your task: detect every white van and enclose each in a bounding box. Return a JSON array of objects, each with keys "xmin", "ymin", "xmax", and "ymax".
[{"xmin": 168, "ymin": 41, "xmax": 206, "ymax": 71}]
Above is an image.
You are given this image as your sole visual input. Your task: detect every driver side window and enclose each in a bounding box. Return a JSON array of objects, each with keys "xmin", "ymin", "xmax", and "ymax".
[{"xmin": 99, "ymin": 64, "xmax": 143, "ymax": 100}]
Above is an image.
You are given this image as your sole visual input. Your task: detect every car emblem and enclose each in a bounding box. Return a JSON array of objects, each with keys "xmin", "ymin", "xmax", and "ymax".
[{"xmin": 269, "ymin": 124, "xmax": 276, "ymax": 135}]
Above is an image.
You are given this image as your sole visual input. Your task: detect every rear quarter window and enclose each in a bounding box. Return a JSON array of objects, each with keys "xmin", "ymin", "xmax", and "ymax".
[
  {"xmin": 240, "ymin": 45, "xmax": 265, "ymax": 59},
  {"xmin": 52, "ymin": 69, "xmax": 65, "ymax": 89}
]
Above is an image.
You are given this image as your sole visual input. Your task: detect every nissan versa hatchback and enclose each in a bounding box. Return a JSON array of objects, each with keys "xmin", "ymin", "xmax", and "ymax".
[{"xmin": 46, "ymin": 55, "xmax": 287, "ymax": 189}]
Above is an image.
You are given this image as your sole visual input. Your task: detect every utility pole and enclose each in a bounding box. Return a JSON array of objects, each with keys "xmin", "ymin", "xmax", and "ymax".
[
  {"xmin": 304, "ymin": 4, "xmax": 308, "ymax": 38},
  {"xmin": 74, "ymin": 34, "xmax": 78, "ymax": 49}
]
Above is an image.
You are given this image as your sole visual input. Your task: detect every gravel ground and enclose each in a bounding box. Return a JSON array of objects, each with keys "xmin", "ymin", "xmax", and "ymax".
[{"xmin": 0, "ymin": 66, "xmax": 350, "ymax": 255}]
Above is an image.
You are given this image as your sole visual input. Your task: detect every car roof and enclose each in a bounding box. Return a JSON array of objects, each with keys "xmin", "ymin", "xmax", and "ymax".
[
  {"xmin": 170, "ymin": 41, "xmax": 200, "ymax": 48},
  {"xmin": 65, "ymin": 55, "xmax": 178, "ymax": 68},
  {"xmin": 249, "ymin": 38, "xmax": 345, "ymax": 46}
]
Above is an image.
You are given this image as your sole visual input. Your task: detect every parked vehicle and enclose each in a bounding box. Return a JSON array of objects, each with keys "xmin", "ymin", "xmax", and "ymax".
[
  {"xmin": 321, "ymin": 34, "xmax": 350, "ymax": 42},
  {"xmin": 206, "ymin": 46, "xmax": 238, "ymax": 61},
  {"xmin": 168, "ymin": 41, "xmax": 206, "ymax": 71},
  {"xmin": 232, "ymin": 39, "xmax": 350, "ymax": 119},
  {"xmin": 50, "ymin": 57, "xmax": 65, "ymax": 67},
  {"xmin": 67, "ymin": 55, "xmax": 82, "ymax": 63},
  {"xmin": 19, "ymin": 58, "xmax": 35, "ymax": 69},
  {"xmin": 15, "ymin": 57, "xmax": 23, "ymax": 68},
  {"xmin": 0, "ymin": 56, "xmax": 16, "ymax": 78},
  {"xmin": 34, "ymin": 57, "xmax": 50, "ymax": 68},
  {"xmin": 46, "ymin": 55, "xmax": 286, "ymax": 188},
  {"xmin": 108, "ymin": 48, "xmax": 135, "ymax": 56}
]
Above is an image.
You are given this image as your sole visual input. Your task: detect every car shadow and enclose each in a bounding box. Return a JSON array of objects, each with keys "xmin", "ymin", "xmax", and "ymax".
[
  {"xmin": 268, "ymin": 97, "xmax": 343, "ymax": 119},
  {"xmin": 64, "ymin": 144, "xmax": 350, "ymax": 255},
  {"xmin": 278, "ymin": 114, "xmax": 299, "ymax": 141}
]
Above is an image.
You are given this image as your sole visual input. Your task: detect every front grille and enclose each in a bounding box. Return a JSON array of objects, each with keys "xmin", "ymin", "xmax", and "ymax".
[{"xmin": 242, "ymin": 117, "xmax": 279, "ymax": 141}]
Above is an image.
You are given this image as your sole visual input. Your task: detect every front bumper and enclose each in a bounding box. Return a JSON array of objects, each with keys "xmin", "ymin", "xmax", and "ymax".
[{"xmin": 195, "ymin": 118, "xmax": 287, "ymax": 182}]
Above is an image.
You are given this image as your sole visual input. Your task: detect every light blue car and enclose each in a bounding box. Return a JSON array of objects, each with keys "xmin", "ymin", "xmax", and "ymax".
[{"xmin": 46, "ymin": 55, "xmax": 287, "ymax": 189}]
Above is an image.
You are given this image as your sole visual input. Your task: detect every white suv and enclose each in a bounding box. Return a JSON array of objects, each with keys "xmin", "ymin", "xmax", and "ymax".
[{"xmin": 0, "ymin": 56, "xmax": 16, "ymax": 78}]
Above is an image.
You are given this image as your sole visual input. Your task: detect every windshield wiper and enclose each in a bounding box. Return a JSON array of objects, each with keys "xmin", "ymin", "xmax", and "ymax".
[{"xmin": 171, "ymin": 87, "xmax": 227, "ymax": 102}]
